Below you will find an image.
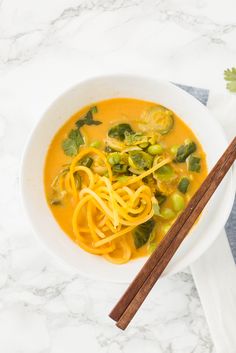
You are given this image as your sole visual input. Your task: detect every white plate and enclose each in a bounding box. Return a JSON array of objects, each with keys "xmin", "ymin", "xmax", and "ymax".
[{"xmin": 20, "ymin": 75, "xmax": 235, "ymax": 283}]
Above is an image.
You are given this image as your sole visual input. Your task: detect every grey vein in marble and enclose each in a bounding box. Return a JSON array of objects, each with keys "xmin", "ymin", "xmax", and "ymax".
[{"xmin": 0, "ymin": 0, "xmax": 236, "ymax": 69}]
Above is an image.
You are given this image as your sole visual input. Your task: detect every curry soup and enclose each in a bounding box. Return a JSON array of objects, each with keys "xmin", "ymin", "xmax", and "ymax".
[{"xmin": 44, "ymin": 98, "xmax": 207, "ymax": 264}]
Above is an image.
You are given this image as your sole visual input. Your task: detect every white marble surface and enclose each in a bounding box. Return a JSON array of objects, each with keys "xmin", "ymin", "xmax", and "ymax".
[{"xmin": 0, "ymin": 0, "xmax": 236, "ymax": 352}]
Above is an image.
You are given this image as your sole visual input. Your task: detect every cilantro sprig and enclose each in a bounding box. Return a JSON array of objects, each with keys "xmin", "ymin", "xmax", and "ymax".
[
  {"xmin": 76, "ymin": 106, "xmax": 101, "ymax": 129},
  {"xmin": 62, "ymin": 129, "xmax": 84, "ymax": 157},
  {"xmin": 62, "ymin": 106, "xmax": 101, "ymax": 156},
  {"xmin": 224, "ymin": 67, "xmax": 236, "ymax": 93}
]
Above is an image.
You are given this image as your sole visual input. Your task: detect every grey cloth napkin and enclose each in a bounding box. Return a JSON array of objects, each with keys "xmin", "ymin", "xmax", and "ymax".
[
  {"xmin": 175, "ymin": 83, "xmax": 236, "ymax": 262},
  {"xmin": 225, "ymin": 198, "xmax": 236, "ymax": 261}
]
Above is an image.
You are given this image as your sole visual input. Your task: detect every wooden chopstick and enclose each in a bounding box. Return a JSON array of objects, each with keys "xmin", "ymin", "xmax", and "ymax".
[
  {"xmin": 110, "ymin": 136, "xmax": 236, "ymax": 323},
  {"xmin": 110, "ymin": 136, "xmax": 236, "ymax": 330}
]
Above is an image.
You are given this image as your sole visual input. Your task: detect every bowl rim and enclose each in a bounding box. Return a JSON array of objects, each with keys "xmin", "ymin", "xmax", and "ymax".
[{"xmin": 20, "ymin": 73, "xmax": 235, "ymax": 282}]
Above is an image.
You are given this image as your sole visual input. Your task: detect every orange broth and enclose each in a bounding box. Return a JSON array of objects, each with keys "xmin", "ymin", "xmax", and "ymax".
[{"xmin": 44, "ymin": 98, "xmax": 207, "ymax": 261}]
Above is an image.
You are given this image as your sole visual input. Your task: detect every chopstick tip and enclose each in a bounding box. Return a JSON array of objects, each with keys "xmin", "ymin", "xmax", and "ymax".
[
  {"xmin": 108, "ymin": 312, "xmax": 117, "ymax": 322},
  {"xmin": 116, "ymin": 321, "xmax": 126, "ymax": 330}
]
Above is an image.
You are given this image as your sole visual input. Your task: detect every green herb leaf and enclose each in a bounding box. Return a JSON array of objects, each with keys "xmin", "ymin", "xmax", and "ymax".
[
  {"xmin": 178, "ymin": 177, "xmax": 190, "ymax": 194},
  {"xmin": 133, "ymin": 218, "xmax": 155, "ymax": 249},
  {"xmin": 108, "ymin": 124, "xmax": 134, "ymax": 141},
  {"xmin": 62, "ymin": 129, "xmax": 84, "ymax": 156},
  {"xmin": 224, "ymin": 68, "xmax": 236, "ymax": 93},
  {"xmin": 62, "ymin": 107, "xmax": 101, "ymax": 156},
  {"xmin": 188, "ymin": 155, "xmax": 201, "ymax": 172},
  {"xmin": 62, "ymin": 139, "xmax": 78, "ymax": 156},
  {"xmin": 175, "ymin": 141, "xmax": 196, "ymax": 163},
  {"xmin": 90, "ymin": 106, "xmax": 98, "ymax": 114},
  {"xmin": 68, "ymin": 129, "xmax": 83, "ymax": 143},
  {"xmin": 76, "ymin": 106, "xmax": 101, "ymax": 129}
]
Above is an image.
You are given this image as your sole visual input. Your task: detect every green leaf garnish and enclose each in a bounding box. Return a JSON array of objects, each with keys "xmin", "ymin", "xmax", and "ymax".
[
  {"xmin": 62, "ymin": 106, "xmax": 101, "ymax": 157},
  {"xmin": 76, "ymin": 106, "xmax": 101, "ymax": 129},
  {"xmin": 62, "ymin": 129, "xmax": 84, "ymax": 156},
  {"xmin": 62, "ymin": 139, "xmax": 77, "ymax": 157},
  {"xmin": 90, "ymin": 106, "xmax": 98, "ymax": 114},
  {"xmin": 224, "ymin": 68, "xmax": 236, "ymax": 93}
]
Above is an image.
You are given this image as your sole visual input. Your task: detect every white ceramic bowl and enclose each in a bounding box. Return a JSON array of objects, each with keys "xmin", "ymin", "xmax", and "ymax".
[{"xmin": 21, "ymin": 75, "xmax": 235, "ymax": 282}]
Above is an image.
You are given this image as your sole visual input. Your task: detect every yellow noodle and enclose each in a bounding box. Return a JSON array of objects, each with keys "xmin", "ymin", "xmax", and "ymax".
[
  {"xmin": 129, "ymin": 185, "xmax": 152, "ymax": 207},
  {"xmin": 122, "ymin": 186, "xmax": 134, "ymax": 196},
  {"xmin": 79, "ymin": 188, "xmax": 115, "ymax": 219},
  {"xmin": 75, "ymin": 237, "xmax": 115, "ymax": 255},
  {"xmin": 53, "ymin": 146, "xmax": 158, "ymax": 258},
  {"xmin": 94, "ymin": 225, "xmax": 136, "ymax": 247},
  {"xmin": 87, "ymin": 201, "xmax": 100, "ymax": 241},
  {"xmin": 70, "ymin": 147, "xmax": 112, "ymax": 198},
  {"xmin": 101, "ymin": 176, "xmax": 119, "ymax": 228},
  {"xmin": 105, "ymin": 218, "xmax": 122, "ymax": 233},
  {"xmin": 95, "ymin": 227, "xmax": 107, "ymax": 239},
  {"xmin": 72, "ymin": 196, "xmax": 115, "ymax": 255},
  {"xmin": 72, "ymin": 195, "xmax": 93, "ymax": 242},
  {"xmin": 97, "ymin": 215, "xmax": 107, "ymax": 228},
  {"xmin": 73, "ymin": 166, "xmax": 95, "ymax": 189},
  {"xmin": 108, "ymin": 207, "xmax": 154, "ymax": 227}
]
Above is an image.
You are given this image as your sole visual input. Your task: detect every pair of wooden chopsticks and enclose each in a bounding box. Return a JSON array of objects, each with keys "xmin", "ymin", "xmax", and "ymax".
[{"xmin": 109, "ymin": 136, "xmax": 236, "ymax": 330}]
